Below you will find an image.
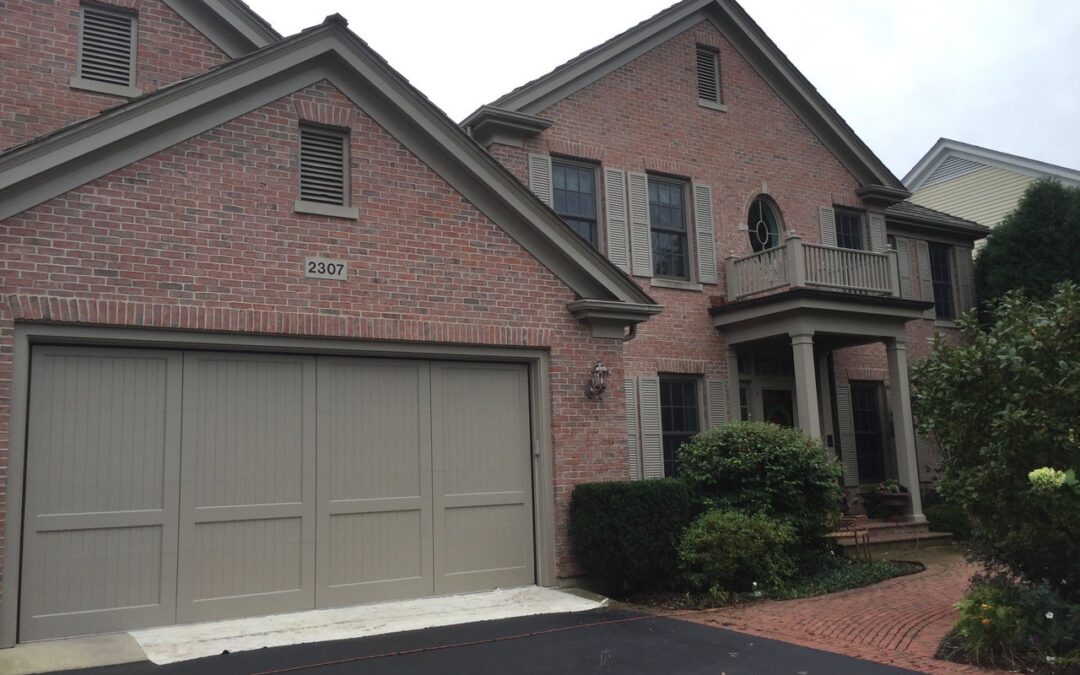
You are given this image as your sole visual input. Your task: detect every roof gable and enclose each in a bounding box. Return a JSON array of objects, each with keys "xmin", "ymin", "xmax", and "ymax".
[
  {"xmin": 162, "ymin": 0, "xmax": 281, "ymax": 57},
  {"xmin": 0, "ymin": 17, "xmax": 657, "ymax": 318},
  {"xmin": 905, "ymin": 138, "xmax": 1080, "ymax": 192},
  {"xmin": 478, "ymin": 0, "xmax": 906, "ymax": 192}
]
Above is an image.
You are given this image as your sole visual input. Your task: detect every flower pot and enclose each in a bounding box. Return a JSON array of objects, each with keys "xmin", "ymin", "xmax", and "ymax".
[{"xmin": 876, "ymin": 492, "xmax": 910, "ymax": 520}]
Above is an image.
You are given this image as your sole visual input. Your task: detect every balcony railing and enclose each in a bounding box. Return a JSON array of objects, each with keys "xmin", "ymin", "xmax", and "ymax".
[{"xmin": 726, "ymin": 233, "xmax": 900, "ymax": 301}]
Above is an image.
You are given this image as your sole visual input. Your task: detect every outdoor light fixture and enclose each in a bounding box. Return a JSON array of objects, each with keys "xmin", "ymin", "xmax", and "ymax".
[{"xmin": 587, "ymin": 361, "xmax": 611, "ymax": 399}]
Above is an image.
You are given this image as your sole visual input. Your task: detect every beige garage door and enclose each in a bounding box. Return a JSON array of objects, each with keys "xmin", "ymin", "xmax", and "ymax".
[{"xmin": 20, "ymin": 347, "xmax": 534, "ymax": 641}]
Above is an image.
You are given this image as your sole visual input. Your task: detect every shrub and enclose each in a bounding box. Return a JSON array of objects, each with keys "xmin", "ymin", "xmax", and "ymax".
[
  {"xmin": 678, "ymin": 509, "xmax": 796, "ymax": 596},
  {"xmin": 912, "ymin": 283, "xmax": 1080, "ymax": 600},
  {"xmin": 568, "ymin": 479, "xmax": 694, "ymax": 594},
  {"xmin": 924, "ymin": 502, "xmax": 972, "ymax": 541},
  {"xmin": 677, "ymin": 421, "xmax": 842, "ymax": 557}
]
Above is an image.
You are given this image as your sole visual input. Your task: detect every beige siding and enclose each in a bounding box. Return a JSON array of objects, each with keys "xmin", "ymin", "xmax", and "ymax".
[{"xmin": 909, "ymin": 165, "xmax": 1036, "ymax": 228}]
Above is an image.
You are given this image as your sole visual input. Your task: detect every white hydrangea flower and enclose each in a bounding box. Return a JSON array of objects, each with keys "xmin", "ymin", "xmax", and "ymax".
[{"xmin": 1046, "ymin": 611, "xmax": 1054, "ymax": 620}]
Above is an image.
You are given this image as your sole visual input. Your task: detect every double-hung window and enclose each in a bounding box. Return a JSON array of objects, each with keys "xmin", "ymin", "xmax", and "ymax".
[
  {"xmin": 649, "ymin": 177, "xmax": 690, "ymax": 278},
  {"xmin": 552, "ymin": 160, "xmax": 599, "ymax": 248},
  {"xmin": 928, "ymin": 243, "xmax": 956, "ymax": 320},
  {"xmin": 659, "ymin": 377, "xmax": 700, "ymax": 477},
  {"xmin": 834, "ymin": 208, "xmax": 865, "ymax": 250}
]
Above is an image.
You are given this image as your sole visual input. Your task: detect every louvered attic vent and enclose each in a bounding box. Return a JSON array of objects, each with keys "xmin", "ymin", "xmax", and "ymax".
[
  {"xmin": 696, "ymin": 45, "xmax": 720, "ymax": 103},
  {"xmin": 299, "ymin": 125, "xmax": 348, "ymax": 206},
  {"xmin": 78, "ymin": 5, "xmax": 136, "ymax": 87}
]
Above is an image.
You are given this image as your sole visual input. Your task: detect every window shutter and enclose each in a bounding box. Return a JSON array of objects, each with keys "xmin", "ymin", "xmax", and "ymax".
[
  {"xmin": 915, "ymin": 240, "xmax": 935, "ymax": 319},
  {"xmin": 299, "ymin": 125, "xmax": 348, "ymax": 206},
  {"xmin": 637, "ymin": 376, "xmax": 663, "ymax": 479},
  {"xmin": 705, "ymin": 378, "xmax": 727, "ymax": 429},
  {"xmin": 834, "ymin": 384, "xmax": 859, "ymax": 486},
  {"xmin": 895, "ymin": 237, "xmax": 914, "ymax": 299},
  {"xmin": 79, "ymin": 5, "xmax": 136, "ymax": 87},
  {"xmin": 819, "ymin": 206, "xmax": 837, "ymax": 247},
  {"xmin": 955, "ymin": 246, "xmax": 974, "ymax": 313},
  {"xmin": 693, "ymin": 184, "xmax": 718, "ymax": 284},
  {"xmin": 528, "ymin": 153, "xmax": 553, "ymax": 207},
  {"xmin": 627, "ymin": 172, "xmax": 653, "ymax": 278},
  {"xmin": 625, "ymin": 378, "xmax": 642, "ymax": 480},
  {"xmin": 916, "ymin": 434, "xmax": 934, "ymax": 482},
  {"xmin": 605, "ymin": 167, "xmax": 630, "ymax": 272},
  {"xmin": 695, "ymin": 45, "xmax": 720, "ymax": 103},
  {"xmin": 868, "ymin": 213, "xmax": 886, "ymax": 252}
]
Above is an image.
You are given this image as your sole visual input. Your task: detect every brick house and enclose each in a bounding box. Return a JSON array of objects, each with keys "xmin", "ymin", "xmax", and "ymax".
[{"xmin": 0, "ymin": 0, "xmax": 984, "ymax": 645}]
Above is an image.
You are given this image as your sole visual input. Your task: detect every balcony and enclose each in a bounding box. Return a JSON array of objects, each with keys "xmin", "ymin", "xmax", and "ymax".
[{"xmin": 725, "ymin": 233, "xmax": 900, "ymax": 301}]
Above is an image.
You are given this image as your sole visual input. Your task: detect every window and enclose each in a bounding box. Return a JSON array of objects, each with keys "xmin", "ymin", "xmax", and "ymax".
[
  {"xmin": 299, "ymin": 124, "xmax": 349, "ymax": 207},
  {"xmin": 929, "ymin": 243, "xmax": 956, "ymax": 320},
  {"xmin": 747, "ymin": 197, "xmax": 781, "ymax": 251},
  {"xmin": 696, "ymin": 45, "xmax": 721, "ymax": 104},
  {"xmin": 649, "ymin": 177, "xmax": 689, "ymax": 278},
  {"xmin": 834, "ymin": 209, "xmax": 864, "ymax": 250},
  {"xmin": 552, "ymin": 161, "xmax": 598, "ymax": 248},
  {"xmin": 660, "ymin": 377, "xmax": 700, "ymax": 477},
  {"xmin": 77, "ymin": 4, "xmax": 137, "ymax": 89}
]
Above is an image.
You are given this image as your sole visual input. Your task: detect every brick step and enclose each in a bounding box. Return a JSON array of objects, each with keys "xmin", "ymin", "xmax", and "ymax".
[
  {"xmin": 861, "ymin": 520, "xmax": 932, "ymax": 538},
  {"xmin": 834, "ymin": 530, "xmax": 954, "ymax": 558}
]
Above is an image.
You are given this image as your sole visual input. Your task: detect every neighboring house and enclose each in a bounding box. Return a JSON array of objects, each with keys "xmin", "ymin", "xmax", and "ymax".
[
  {"xmin": 0, "ymin": 0, "xmax": 985, "ymax": 647},
  {"xmin": 905, "ymin": 138, "xmax": 1080, "ymax": 233}
]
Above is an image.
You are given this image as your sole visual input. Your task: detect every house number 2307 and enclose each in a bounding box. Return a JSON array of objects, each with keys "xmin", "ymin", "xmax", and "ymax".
[{"xmin": 304, "ymin": 257, "xmax": 348, "ymax": 280}]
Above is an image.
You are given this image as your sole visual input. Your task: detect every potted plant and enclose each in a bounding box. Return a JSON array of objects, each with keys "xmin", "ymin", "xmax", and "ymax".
[{"xmin": 874, "ymin": 479, "xmax": 910, "ymax": 520}]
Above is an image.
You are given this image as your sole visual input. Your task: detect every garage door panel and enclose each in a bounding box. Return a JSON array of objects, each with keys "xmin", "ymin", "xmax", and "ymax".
[
  {"xmin": 20, "ymin": 347, "xmax": 182, "ymax": 642},
  {"xmin": 316, "ymin": 358, "xmax": 433, "ymax": 607},
  {"xmin": 431, "ymin": 363, "xmax": 534, "ymax": 595},
  {"xmin": 178, "ymin": 352, "xmax": 317, "ymax": 623}
]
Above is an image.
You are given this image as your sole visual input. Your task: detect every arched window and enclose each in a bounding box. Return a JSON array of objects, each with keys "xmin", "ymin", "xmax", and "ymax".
[{"xmin": 747, "ymin": 197, "xmax": 781, "ymax": 251}]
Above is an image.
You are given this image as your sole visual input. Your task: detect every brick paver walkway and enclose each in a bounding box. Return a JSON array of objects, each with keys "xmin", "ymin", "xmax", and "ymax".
[{"xmin": 679, "ymin": 548, "xmax": 1011, "ymax": 674}]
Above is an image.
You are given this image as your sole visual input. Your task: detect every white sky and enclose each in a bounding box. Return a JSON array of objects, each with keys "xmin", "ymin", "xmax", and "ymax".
[{"xmin": 246, "ymin": 0, "xmax": 1080, "ymax": 180}]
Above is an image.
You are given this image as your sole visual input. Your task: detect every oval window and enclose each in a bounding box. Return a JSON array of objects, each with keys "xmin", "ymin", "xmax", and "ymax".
[{"xmin": 747, "ymin": 198, "xmax": 781, "ymax": 251}]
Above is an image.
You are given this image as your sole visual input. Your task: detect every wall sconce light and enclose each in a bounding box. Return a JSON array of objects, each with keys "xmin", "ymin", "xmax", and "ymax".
[{"xmin": 587, "ymin": 361, "xmax": 611, "ymax": 399}]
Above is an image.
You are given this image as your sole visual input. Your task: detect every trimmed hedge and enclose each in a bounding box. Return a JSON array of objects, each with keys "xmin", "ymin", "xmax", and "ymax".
[
  {"xmin": 569, "ymin": 479, "xmax": 694, "ymax": 593},
  {"xmin": 678, "ymin": 509, "xmax": 796, "ymax": 595},
  {"xmin": 924, "ymin": 502, "xmax": 972, "ymax": 541}
]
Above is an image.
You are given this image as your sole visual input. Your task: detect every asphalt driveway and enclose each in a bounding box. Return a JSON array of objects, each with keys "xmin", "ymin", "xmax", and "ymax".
[{"xmin": 53, "ymin": 608, "xmax": 920, "ymax": 675}]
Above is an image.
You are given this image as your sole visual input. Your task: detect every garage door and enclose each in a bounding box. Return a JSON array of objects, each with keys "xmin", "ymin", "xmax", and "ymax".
[{"xmin": 19, "ymin": 346, "xmax": 534, "ymax": 641}]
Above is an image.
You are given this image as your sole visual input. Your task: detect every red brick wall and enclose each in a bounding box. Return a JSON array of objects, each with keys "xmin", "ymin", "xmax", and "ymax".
[
  {"xmin": 0, "ymin": 81, "xmax": 629, "ymax": 591},
  {"xmin": 0, "ymin": 0, "xmax": 230, "ymax": 151},
  {"xmin": 490, "ymin": 21, "xmax": 864, "ymax": 381}
]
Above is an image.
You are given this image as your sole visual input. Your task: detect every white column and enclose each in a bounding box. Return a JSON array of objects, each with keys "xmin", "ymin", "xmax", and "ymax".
[
  {"xmin": 886, "ymin": 338, "xmax": 925, "ymax": 522},
  {"xmin": 726, "ymin": 347, "xmax": 741, "ymax": 423},
  {"xmin": 816, "ymin": 353, "xmax": 836, "ymax": 455},
  {"xmin": 790, "ymin": 331, "xmax": 821, "ymax": 439}
]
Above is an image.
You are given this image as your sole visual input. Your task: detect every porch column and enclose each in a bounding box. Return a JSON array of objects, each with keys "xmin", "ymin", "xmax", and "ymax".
[
  {"xmin": 885, "ymin": 338, "xmax": 926, "ymax": 522},
  {"xmin": 726, "ymin": 347, "xmax": 741, "ymax": 422},
  {"xmin": 790, "ymin": 331, "xmax": 821, "ymax": 439}
]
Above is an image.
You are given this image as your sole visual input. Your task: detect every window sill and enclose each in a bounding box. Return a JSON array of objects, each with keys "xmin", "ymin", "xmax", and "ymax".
[
  {"xmin": 294, "ymin": 201, "xmax": 359, "ymax": 220},
  {"xmin": 69, "ymin": 76, "xmax": 142, "ymax": 99},
  {"xmin": 650, "ymin": 278, "xmax": 703, "ymax": 292},
  {"xmin": 698, "ymin": 99, "xmax": 728, "ymax": 112}
]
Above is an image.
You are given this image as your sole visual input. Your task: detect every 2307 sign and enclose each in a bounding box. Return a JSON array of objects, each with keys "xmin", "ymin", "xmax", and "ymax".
[{"xmin": 304, "ymin": 257, "xmax": 348, "ymax": 280}]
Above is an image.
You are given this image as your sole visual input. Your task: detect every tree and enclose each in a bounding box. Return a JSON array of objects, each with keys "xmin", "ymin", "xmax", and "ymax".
[
  {"xmin": 911, "ymin": 284, "xmax": 1080, "ymax": 601},
  {"xmin": 974, "ymin": 179, "xmax": 1080, "ymax": 305}
]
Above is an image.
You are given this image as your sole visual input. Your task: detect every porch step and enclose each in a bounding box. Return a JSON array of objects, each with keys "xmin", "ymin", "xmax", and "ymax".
[{"xmin": 833, "ymin": 529, "xmax": 954, "ymax": 557}]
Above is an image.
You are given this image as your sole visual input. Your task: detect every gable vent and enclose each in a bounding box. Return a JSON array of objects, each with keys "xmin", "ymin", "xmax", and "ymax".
[
  {"xmin": 78, "ymin": 5, "xmax": 136, "ymax": 87},
  {"xmin": 696, "ymin": 45, "xmax": 720, "ymax": 103},
  {"xmin": 922, "ymin": 155, "xmax": 986, "ymax": 188},
  {"xmin": 299, "ymin": 125, "xmax": 348, "ymax": 206}
]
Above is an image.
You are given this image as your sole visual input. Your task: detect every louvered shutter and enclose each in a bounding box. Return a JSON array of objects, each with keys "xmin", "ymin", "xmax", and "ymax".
[
  {"xmin": 638, "ymin": 376, "xmax": 664, "ymax": 479},
  {"xmin": 605, "ymin": 168, "xmax": 630, "ymax": 272},
  {"xmin": 868, "ymin": 213, "xmax": 886, "ymax": 252},
  {"xmin": 299, "ymin": 126, "xmax": 348, "ymax": 206},
  {"xmin": 696, "ymin": 45, "xmax": 720, "ymax": 103},
  {"xmin": 895, "ymin": 237, "xmax": 914, "ymax": 299},
  {"xmin": 705, "ymin": 378, "xmax": 727, "ymax": 429},
  {"xmin": 916, "ymin": 240, "xmax": 935, "ymax": 318},
  {"xmin": 834, "ymin": 384, "xmax": 859, "ymax": 486},
  {"xmin": 79, "ymin": 5, "xmax": 136, "ymax": 87},
  {"xmin": 693, "ymin": 184, "xmax": 718, "ymax": 284},
  {"xmin": 819, "ymin": 206, "xmax": 837, "ymax": 247},
  {"xmin": 625, "ymin": 378, "xmax": 642, "ymax": 480},
  {"xmin": 955, "ymin": 246, "xmax": 974, "ymax": 313},
  {"xmin": 528, "ymin": 154, "xmax": 553, "ymax": 207},
  {"xmin": 627, "ymin": 172, "xmax": 653, "ymax": 278},
  {"xmin": 916, "ymin": 434, "xmax": 934, "ymax": 482}
]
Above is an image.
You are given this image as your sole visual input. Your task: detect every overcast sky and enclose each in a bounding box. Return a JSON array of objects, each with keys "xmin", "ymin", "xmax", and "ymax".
[{"xmin": 247, "ymin": 0, "xmax": 1080, "ymax": 181}]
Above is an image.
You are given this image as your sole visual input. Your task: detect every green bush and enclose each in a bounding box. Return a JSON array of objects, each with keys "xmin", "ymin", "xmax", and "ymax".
[
  {"xmin": 678, "ymin": 509, "xmax": 796, "ymax": 596},
  {"xmin": 677, "ymin": 422, "xmax": 842, "ymax": 558},
  {"xmin": 912, "ymin": 284, "xmax": 1080, "ymax": 600},
  {"xmin": 568, "ymin": 479, "xmax": 694, "ymax": 593},
  {"xmin": 924, "ymin": 502, "xmax": 973, "ymax": 541}
]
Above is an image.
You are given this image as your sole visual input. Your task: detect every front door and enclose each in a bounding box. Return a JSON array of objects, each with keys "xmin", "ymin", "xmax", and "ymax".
[
  {"xmin": 761, "ymin": 388, "xmax": 795, "ymax": 427},
  {"xmin": 850, "ymin": 381, "xmax": 888, "ymax": 484}
]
